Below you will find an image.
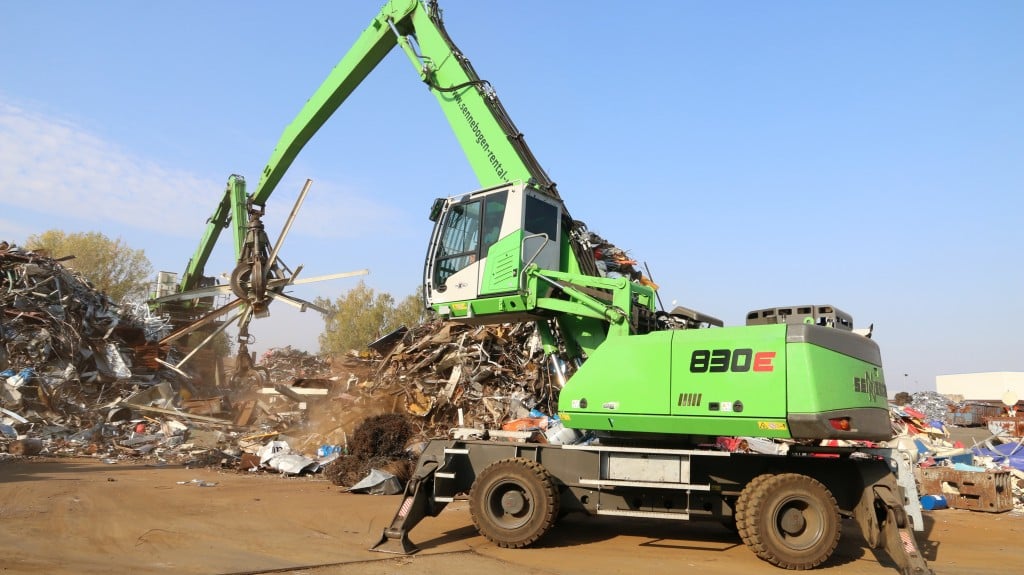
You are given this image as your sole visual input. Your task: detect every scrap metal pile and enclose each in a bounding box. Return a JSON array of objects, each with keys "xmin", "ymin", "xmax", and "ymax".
[
  {"xmin": 0, "ymin": 239, "xmax": 568, "ymax": 486},
  {"xmin": 588, "ymin": 231, "xmax": 657, "ymax": 288},
  {"xmin": 366, "ymin": 320, "xmax": 563, "ymax": 438},
  {"xmin": 6, "ymin": 239, "xmax": 1023, "ymax": 509},
  {"xmin": 0, "ymin": 243, "xmax": 331, "ymax": 467},
  {"xmin": 0, "ymin": 242, "xmax": 172, "ymax": 438},
  {"xmin": 256, "ymin": 345, "xmax": 333, "ymax": 382},
  {"xmin": 313, "ymin": 321, "xmax": 572, "ymax": 491},
  {"xmin": 905, "ymin": 390, "xmax": 957, "ymax": 423},
  {"xmin": 888, "ymin": 403, "xmax": 1024, "ymax": 514},
  {"xmin": 0, "ymin": 241, "xmax": 553, "ymax": 484}
]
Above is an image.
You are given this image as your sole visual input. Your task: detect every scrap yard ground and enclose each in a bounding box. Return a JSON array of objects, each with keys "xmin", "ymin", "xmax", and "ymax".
[{"xmin": 1, "ymin": 457, "xmax": 1019, "ymax": 575}]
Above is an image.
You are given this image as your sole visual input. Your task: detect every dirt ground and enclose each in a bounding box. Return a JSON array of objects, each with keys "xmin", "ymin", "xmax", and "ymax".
[{"xmin": 0, "ymin": 457, "xmax": 1020, "ymax": 575}]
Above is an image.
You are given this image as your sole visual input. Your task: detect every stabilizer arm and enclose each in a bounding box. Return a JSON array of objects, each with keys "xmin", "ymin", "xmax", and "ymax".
[
  {"xmin": 853, "ymin": 464, "xmax": 934, "ymax": 575},
  {"xmin": 371, "ymin": 458, "xmax": 444, "ymax": 555}
]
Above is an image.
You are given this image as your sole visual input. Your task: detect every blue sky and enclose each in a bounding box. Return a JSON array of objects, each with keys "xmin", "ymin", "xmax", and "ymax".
[{"xmin": 2, "ymin": 1, "xmax": 1021, "ymax": 393}]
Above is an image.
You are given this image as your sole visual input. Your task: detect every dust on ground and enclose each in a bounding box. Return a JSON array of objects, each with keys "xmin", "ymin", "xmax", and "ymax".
[{"xmin": 1, "ymin": 457, "xmax": 1022, "ymax": 575}]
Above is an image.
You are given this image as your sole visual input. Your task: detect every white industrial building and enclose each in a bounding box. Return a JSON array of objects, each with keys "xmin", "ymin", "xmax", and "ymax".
[{"xmin": 936, "ymin": 372, "xmax": 1024, "ymax": 402}]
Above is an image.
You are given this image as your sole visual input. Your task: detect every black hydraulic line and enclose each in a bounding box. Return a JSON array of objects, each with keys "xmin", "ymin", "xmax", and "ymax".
[{"xmin": 423, "ymin": 1, "xmax": 600, "ymax": 279}]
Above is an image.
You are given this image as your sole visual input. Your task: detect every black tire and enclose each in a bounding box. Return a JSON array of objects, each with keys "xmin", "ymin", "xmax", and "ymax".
[
  {"xmin": 469, "ymin": 458, "xmax": 559, "ymax": 549},
  {"xmin": 736, "ymin": 473, "xmax": 841, "ymax": 570}
]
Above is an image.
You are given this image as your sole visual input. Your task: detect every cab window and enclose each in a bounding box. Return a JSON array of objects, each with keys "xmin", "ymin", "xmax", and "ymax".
[
  {"xmin": 524, "ymin": 195, "xmax": 558, "ymax": 241},
  {"xmin": 434, "ymin": 200, "xmax": 481, "ymax": 286},
  {"xmin": 481, "ymin": 191, "xmax": 508, "ymax": 250}
]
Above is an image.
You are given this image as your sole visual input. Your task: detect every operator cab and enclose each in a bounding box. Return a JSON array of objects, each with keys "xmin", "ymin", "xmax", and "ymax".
[{"xmin": 424, "ymin": 182, "xmax": 564, "ymax": 307}]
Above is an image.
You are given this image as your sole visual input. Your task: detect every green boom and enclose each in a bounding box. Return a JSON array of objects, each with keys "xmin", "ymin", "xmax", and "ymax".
[{"xmin": 174, "ymin": 0, "xmax": 892, "ymax": 444}]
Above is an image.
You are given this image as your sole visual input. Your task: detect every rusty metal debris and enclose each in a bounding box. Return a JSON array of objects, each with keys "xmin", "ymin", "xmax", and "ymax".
[
  {"xmin": 323, "ymin": 413, "xmax": 415, "ymax": 491},
  {"xmin": 6, "ymin": 241, "xmax": 1024, "ymax": 512},
  {"xmin": 0, "ymin": 243, "xmax": 347, "ymax": 471},
  {"xmin": 0, "ymin": 245, "xmax": 570, "ymax": 485},
  {"xmin": 369, "ymin": 321, "xmax": 558, "ymax": 435},
  {"xmin": 883, "ymin": 405, "xmax": 1024, "ymax": 514},
  {"xmin": 1, "ymin": 242, "xmax": 173, "ymax": 431}
]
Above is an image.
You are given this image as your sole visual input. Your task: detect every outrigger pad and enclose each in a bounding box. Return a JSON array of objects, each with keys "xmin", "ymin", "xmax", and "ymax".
[
  {"xmin": 371, "ymin": 528, "xmax": 419, "ymax": 555},
  {"xmin": 369, "ymin": 463, "xmax": 440, "ymax": 555}
]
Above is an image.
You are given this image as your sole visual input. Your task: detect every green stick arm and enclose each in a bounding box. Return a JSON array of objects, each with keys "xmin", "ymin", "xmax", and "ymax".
[
  {"xmin": 250, "ymin": 0, "xmax": 418, "ymax": 207},
  {"xmin": 179, "ymin": 175, "xmax": 247, "ymax": 293},
  {"xmin": 250, "ymin": 0, "xmax": 557, "ymax": 207},
  {"xmin": 183, "ymin": 0, "xmax": 594, "ymax": 296}
]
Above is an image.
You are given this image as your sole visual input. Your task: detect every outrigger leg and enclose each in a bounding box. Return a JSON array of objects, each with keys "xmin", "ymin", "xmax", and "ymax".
[
  {"xmin": 371, "ymin": 460, "xmax": 442, "ymax": 555},
  {"xmin": 854, "ymin": 474, "xmax": 934, "ymax": 575}
]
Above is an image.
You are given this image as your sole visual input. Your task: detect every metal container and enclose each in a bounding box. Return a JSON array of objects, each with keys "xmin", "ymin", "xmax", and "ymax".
[{"xmin": 916, "ymin": 467, "xmax": 1014, "ymax": 513}]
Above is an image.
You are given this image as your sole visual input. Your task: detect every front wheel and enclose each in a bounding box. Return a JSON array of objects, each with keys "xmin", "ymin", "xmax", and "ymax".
[
  {"xmin": 736, "ymin": 473, "xmax": 841, "ymax": 569},
  {"xmin": 469, "ymin": 458, "xmax": 559, "ymax": 549}
]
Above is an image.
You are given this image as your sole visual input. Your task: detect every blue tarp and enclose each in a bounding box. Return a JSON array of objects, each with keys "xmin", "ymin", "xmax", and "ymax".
[{"xmin": 972, "ymin": 442, "xmax": 1024, "ymax": 471}]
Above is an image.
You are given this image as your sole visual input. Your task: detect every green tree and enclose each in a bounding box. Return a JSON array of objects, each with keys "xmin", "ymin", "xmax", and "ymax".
[
  {"xmin": 25, "ymin": 230, "xmax": 153, "ymax": 301},
  {"xmin": 394, "ymin": 288, "xmax": 429, "ymax": 329},
  {"xmin": 317, "ymin": 282, "xmax": 429, "ymax": 355}
]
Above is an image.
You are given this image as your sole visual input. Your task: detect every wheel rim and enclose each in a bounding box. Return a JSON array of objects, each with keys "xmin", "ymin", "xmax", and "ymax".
[
  {"xmin": 469, "ymin": 458, "xmax": 559, "ymax": 549},
  {"xmin": 771, "ymin": 494, "xmax": 825, "ymax": 551},
  {"xmin": 485, "ymin": 480, "xmax": 533, "ymax": 530}
]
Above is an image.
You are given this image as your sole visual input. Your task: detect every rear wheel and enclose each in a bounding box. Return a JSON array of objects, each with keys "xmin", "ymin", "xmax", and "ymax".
[
  {"xmin": 469, "ymin": 458, "xmax": 559, "ymax": 548},
  {"xmin": 736, "ymin": 473, "xmax": 841, "ymax": 569}
]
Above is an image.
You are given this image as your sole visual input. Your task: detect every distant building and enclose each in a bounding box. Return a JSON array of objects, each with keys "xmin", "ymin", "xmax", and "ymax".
[{"xmin": 936, "ymin": 372, "xmax": 1024, "ymax": 402}]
